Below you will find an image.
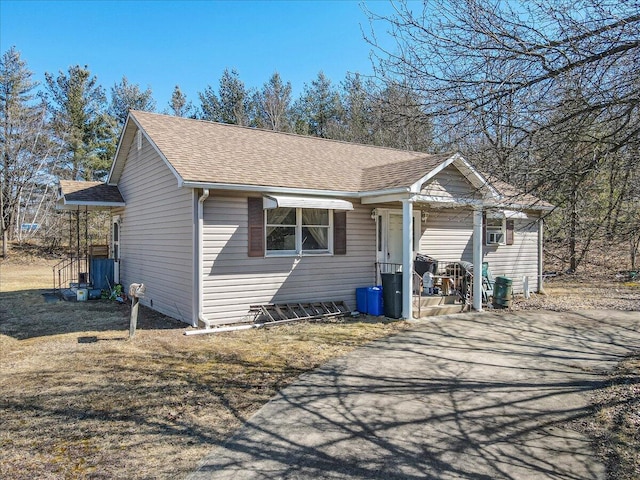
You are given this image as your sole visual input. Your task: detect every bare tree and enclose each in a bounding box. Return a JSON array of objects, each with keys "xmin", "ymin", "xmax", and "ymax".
[
  {"xmin": 253, "ymin": 72, "xmax": 292, "ymax": 131},
  {"xmin": 0, "ymin": 47, "xmax": 51, "ymax": 257},
  {"xmin": 364, "ymin": 0, "xmax": 640, "ymax": 270}
]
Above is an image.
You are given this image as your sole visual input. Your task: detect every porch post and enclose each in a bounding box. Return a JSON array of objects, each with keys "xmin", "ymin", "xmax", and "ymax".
[
  {"xmin": 472, "ymin": 208, "xmax": 483, "ymax": 311},
  {"xmin": 402, "ymin": 199, "xmax": 413, "ymax": 319},
  {"xmin": 537, "ymin": 215, "xmax": 544, "ymax": 293}
]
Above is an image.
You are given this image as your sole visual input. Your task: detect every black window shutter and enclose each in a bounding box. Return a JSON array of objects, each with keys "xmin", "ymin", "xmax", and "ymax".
[
  {"xmin": 506, "ymin": 219, "xmax": 515, "ymax": 245},
  {"xmin": 247, "ymin": 197, "xmax": 264, "ymax": 257},
  {"xmin": 333, "ymin": 211, "xmax": 347, "ymax": 255}
]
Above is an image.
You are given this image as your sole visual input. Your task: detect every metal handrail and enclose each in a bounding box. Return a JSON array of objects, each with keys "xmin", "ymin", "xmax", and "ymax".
[
  {"xmin": 52, "ymin": 256, "xmax": 89, "ymax": 293},
  {"xmin": 376, "ymin": 259, "xmax": 475, "ymax": 318}
]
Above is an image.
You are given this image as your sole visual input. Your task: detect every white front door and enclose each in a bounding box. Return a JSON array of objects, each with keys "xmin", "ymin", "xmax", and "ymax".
[
  {"xmin": 376, "ymin": 209, "xmax": 421, "ymax": 269},
  {"xmin": 387, "ymin": 212, "xmax": 404, "ymax": 265}
]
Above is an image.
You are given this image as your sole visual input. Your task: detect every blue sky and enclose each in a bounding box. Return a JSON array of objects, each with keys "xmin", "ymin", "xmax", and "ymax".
[{"xmin": 1, "ymin": 0, "xmax": 400, "ymax": 109}]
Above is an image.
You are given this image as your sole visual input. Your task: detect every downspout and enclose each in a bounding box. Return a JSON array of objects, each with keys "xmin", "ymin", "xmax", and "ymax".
[{"xmin": 197, "ymin": 188, "xmax": 210, "ymax": 327}]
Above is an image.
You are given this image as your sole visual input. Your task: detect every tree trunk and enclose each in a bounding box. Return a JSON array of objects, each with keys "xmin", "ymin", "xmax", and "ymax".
[
  {"xmin": 632, "ymin": 232, "xmax": 640, "ymax": 271},
  {"xmin": 569, "ymin": 187, "xmax": 579, "ymax": 273}
]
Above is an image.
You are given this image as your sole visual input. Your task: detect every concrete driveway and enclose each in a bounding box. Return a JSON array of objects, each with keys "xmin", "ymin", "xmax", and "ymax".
[{"xmin": 188, "ymin": 310, "xmax": 640, "ymax": 480}]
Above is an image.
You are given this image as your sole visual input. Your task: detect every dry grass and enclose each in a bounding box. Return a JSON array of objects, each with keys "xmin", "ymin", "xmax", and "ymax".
[
  {"xmin": 2, "ymin": 241, "xmax": 639, "ymax": 480},
  {"xmin": 0, "ymin": 260, "xmax": 410, "ymax": 480},
  {"xmin": 512, "ymin": 276, "xmax": 640, "ymax": 312},
  {"xmin": 569, "ymin": 353, "xmax": 640, "ymax": 480}
]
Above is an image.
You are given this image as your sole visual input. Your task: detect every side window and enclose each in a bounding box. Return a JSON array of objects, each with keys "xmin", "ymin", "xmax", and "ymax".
[
  {"xmin": 486, "ymin": 217, "xmax": 506, "ymax": 245},
  {"xmin": 484, "ymin": 213, "xmax": 515, "ymax": 246}
]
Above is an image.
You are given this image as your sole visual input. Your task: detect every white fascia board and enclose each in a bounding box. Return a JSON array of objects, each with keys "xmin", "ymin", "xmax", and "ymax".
[
  {"xmin": 411, "ymin": 193, "xmax": 483, "ymax": 207},
  {"xmin": 107, "ymin": 115, "xmax": 134, "ymax": 184},
  {"xmin": 358, "ymin": 187, "xmax": 411, "ymax": 198},
  {"xmin": 454, "ymin": 157, "xmax": 501, "ymax": 199},
  {"xmin": 56, "ymin": 200, "xmax": 126, "ymax": 211},
  {"xmin": 181, "ymin": 181, "xmax": 360, "ymax": 198},
  {"xmin": 499, "ymin": 202, "xmax": 554, "ymax": 212},
  {"xmin": 408, "ymin": 153, "xmax": 459, "ymax": 193},
  {"xmin": 61, "ymin": 200, "xmax": 126, "ymax": 207},
  {"xmin": 360, "ymin": 192, "xmax": 411, "ymax": 205}
]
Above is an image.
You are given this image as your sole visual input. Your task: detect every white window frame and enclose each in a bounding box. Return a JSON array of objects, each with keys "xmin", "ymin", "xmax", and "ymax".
[
  {"xmin": 265, "ymin": 207, "xmax": 334, "ymax": 257},
  {"xmin": 486, "ymin": 216, "xmax": 507, "ymax": 245}
]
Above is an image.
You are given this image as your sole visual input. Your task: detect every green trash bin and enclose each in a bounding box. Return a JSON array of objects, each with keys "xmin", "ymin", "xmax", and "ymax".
[{"xmin": 493, "ymin": 276, "xmax": 513, "ymax": 309}]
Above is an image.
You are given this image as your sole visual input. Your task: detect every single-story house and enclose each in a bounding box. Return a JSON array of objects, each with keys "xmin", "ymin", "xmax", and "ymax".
[{"xmin": 57, "ymin": 110, "xmax": 553, "ymax": 327}]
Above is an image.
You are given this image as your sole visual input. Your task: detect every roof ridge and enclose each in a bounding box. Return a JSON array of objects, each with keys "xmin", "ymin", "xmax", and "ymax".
[{"xmin": 129, "ymin": 110, "xmax": 437, "ymax": 156}]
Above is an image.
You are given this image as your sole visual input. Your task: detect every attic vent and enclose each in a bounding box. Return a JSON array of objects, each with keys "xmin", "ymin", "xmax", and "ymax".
[{"xmin": 136, "ymin": 130, "xmax": 142, "ymax": 151}]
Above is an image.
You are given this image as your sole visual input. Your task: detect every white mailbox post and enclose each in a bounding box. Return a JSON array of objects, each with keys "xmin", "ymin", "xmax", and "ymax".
[{"xmin": 128, "ymin": 283, "xmax": 146, "ymax": 339}]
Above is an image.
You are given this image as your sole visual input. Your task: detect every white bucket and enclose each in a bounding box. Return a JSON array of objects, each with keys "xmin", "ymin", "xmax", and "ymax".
[{"xmin": 76, "ymin": 288, "xmax": 88, "ymax": 302}]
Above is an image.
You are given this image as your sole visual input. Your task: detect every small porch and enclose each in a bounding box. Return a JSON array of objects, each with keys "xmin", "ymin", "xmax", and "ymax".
[
  {"xmin": 376, "ymin": 259, "xmax": 491, "ymax": 319},
  {"xmin": 54, "ymin": 180, "xmax": 125, "ymax": 299},
  {"xmin": 367, "ymin": 198, "xmax": 487, "ymax": 320},
  {"xmin": 362, "ymin": 154, "xmax": 519, "ymax": 319}
]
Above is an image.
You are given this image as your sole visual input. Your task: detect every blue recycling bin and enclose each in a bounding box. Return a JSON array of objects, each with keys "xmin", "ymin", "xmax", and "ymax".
[
  {"xmin": 367, "ymin": 286, "xmax": 384, "ymax": 316},
  {"xmin": 356, "ymin": 287, "xmax": 369, "ymax": 314}
]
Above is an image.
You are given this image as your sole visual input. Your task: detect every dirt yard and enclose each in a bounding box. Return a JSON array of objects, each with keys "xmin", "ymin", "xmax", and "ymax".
[{"xmin": 1, "ymin": 255, "xmax": 638, "ymax": 480}]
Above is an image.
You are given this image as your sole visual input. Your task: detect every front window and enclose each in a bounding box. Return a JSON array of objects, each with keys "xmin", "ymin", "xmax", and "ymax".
[
  {"xmin": 266, "ymin": 208, "xmax": 296, "ymax": 252},
  {"xmin": 302, "ymin": 209, "xmax": 329, "ymax": 251},
  {"xmin": 266, "ymin": 207, "xmax": 332, "ymax": 255}
]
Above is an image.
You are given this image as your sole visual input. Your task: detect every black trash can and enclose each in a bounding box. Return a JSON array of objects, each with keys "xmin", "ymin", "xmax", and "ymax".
[{"xmin": 381, "ymin": 272, "xmax": 403, "ymax": 319}]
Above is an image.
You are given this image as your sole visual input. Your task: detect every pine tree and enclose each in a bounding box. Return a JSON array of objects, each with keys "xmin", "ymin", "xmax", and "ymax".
[
  {"xmin": 293, "ymin": 72, "xmax": 342, "ymax": 138},
  {"xmin": 199, "ymin": 69, "xmax": 252, "ymax": 125},
  {"xmin": 45, "ymin": 65, "xmax": 115, "ymax": 181},
  {"xmin": 109, "ymin": 76, "xmax": 155, "ymax": 130},
  {"xmin": 167, "ymin": 85, "xmax": 194, "ymax": 118}
]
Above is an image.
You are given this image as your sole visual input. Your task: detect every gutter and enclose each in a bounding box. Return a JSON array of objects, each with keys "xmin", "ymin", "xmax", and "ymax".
[
  {"xmin": 197, "ymin": 188, "xmax": 210, "ymax": 327},
  {"xmin": 182, "ymin": 181, "xmax": 360, "ymax": 198}
]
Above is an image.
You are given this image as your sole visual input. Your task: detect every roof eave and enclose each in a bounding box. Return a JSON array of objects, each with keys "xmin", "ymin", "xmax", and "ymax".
[
  {"xmin": 180, "ymin": 181, "xmax": 361, "ymax": 198},
  {"xmin": 56, "ymin": 200, "xmax": 126, "ymax": 211}
]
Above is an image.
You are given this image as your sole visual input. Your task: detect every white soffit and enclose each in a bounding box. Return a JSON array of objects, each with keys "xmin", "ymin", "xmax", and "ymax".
[
  {"xmin": 487, "ymin": 209, "xmax": 528, "ymax": 219},
  {"xmin": 263, "ymin": 194, "xmax": 353, "ymax": 210},
  {"xmin": 505, "ymin": 209, "xmax": 528, "ymax": 219}
]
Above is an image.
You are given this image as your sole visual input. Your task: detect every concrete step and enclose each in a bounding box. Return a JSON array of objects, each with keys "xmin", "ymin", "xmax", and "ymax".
[
  {"xmin": 415, "ymin": 295, "xmax": 459, "ymax": 307},
  {"xmin": 413, "ymin": 303, "xmax": 465, "ymax": 318}
]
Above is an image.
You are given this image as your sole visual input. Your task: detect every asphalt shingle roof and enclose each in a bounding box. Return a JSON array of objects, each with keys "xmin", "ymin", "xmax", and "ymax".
[
  {"xmin": 58, "ymin": 180, "xmax": 124, "ymax": 204},
  {"xmin": 130, "ymin": 110, "xmax": 450, "ymax": 193}
]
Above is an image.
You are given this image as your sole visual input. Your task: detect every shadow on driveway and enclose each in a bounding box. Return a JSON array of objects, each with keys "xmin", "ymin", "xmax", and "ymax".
[{"xmin": 188, "ymin": 310, "xmax": 640, "ymax": 480}]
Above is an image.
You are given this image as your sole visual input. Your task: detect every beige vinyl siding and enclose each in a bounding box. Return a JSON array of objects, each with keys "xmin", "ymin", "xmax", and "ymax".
[
  {"xmin": 483, "ymin": 218, "xmax": 540, "ymax": 293},
  {"xmin": 421, "ymin": 164, "xmax": 482, "ymax": 200},
  {"xmin": 419, "ymin": 209, "xmax": 540, "ymax": 293},
  {"xmin": 201, "ymin": 196, "xmax": 376, "ymax": 325},
  {"xmin": 116, "ymin": 131, "xmax": 194, "ymax": 324}
]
